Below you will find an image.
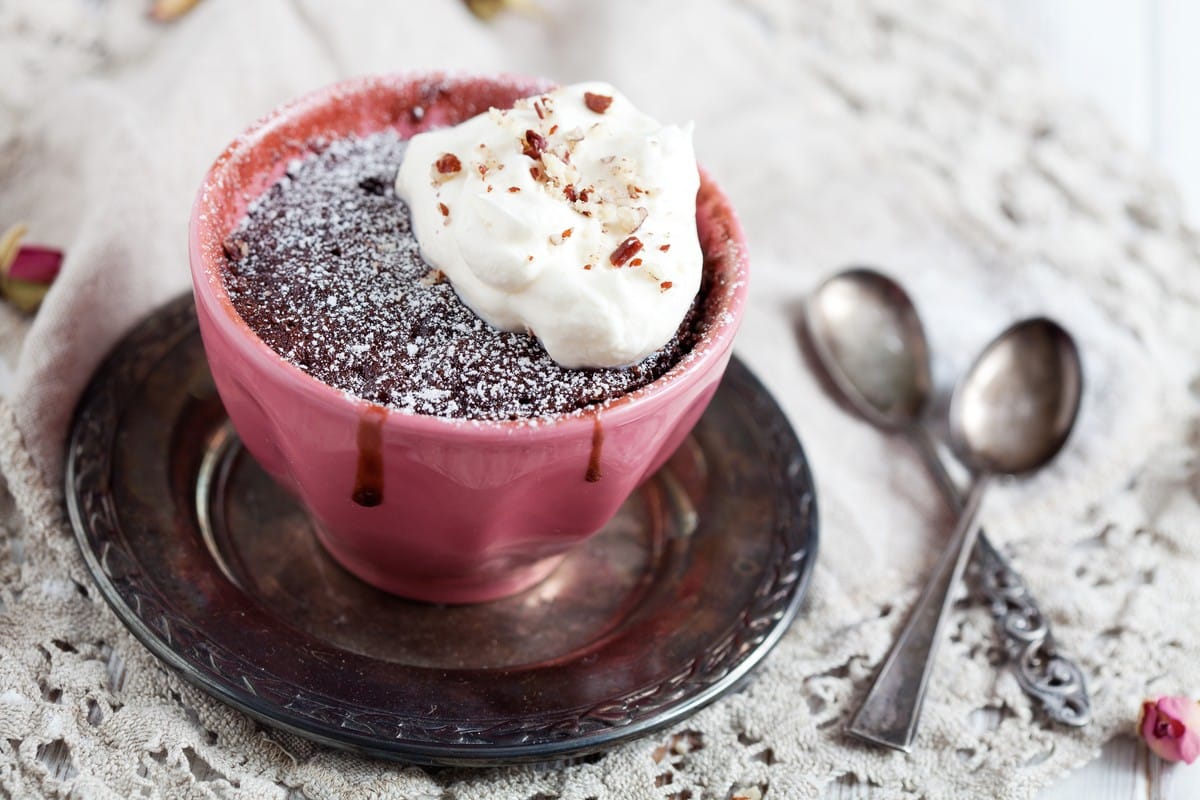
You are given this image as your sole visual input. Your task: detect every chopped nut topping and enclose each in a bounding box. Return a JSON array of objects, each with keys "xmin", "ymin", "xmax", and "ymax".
[
  {"xmin": 223, "ymin": 237, "xmax": 249, "ymax": 261},
  {"xmin": 541, "ymin": 152, "xmax": 578, "ymax": 186},
  {"xmin": 659, "ymin": 244, "xmax": 671, "ymax": 252},
  {"xmin": 609, "ymin": 236, "xmax": 643, "ymax": 266},
  {"xmin": 583, "ymin": 263, "xmax": 593, "ymax": 270},
  {"xmin": 549, "ymin": 124, "xmax": 558, "ymax": 135},
  {"xmin": 508, "ymin": 186, "xmax": 521, "ymax": 193},
  {"xmin": 563, "ymin": 185, "xmax": 578, "ymax": 202},
  {"xmin": 419, "ymin": 269, "xmax": 446, "ymax": 286},
  {"xmin": 435, "ymin": 153, "xmax": 462, "ymax": 174},
  {"xmin": 630, "ymin": 258, "xmax": 643, "ymax": 267},
  {"xmin": 530, "ymin": 166, "xmax": 542, "ymax": 181},
  {"xmin": 631, "ymin": 206, "xmax": 649, "ymax": 232},
  {"xmin": 534, "ymin": 100, "xmax": 546, "ymax": 120},
  {"xmin": 660, "ymin": 280, "xmax": 673, "ymax": 291},
  {"xmin": 522, "ymin": 129, "xmax": 548, "ymax": 159},
  {"xmin": 438, "ymin": 202, "xmax": 449, "ymax": 217},
  {"xmin": 584, "ymin": 92, "xmax": 614, "ymax": 114},
  {"xmin": 549, "ymin": 227, "xmax": 576, "ymax": 246}
]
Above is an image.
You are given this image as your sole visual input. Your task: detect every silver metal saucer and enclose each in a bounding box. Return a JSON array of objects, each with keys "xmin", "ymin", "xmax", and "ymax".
[{"xmin": 65, "ymin": 294, "xmax": 818, "ymax": 766}]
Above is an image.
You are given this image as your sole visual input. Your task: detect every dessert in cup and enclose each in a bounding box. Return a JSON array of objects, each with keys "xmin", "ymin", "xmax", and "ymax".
[{"xmin": 190, "ymin": 73, "xmax": 748, "ymax": 603}]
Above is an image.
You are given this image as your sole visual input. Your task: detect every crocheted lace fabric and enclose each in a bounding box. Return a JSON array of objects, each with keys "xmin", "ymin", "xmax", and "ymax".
[{"xmin": 2, "ymin": 0, "xmax": 1198, "ymax": 797}]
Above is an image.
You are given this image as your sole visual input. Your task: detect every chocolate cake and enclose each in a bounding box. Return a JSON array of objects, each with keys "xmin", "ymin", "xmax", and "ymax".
[{"xmin": 222, "ymin": 131, "xmax": 708, "ymax": 420}]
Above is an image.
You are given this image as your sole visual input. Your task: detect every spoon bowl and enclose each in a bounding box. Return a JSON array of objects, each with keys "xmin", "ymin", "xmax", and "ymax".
[
  {"xmin": 805, "ymin": 268, "xmax": 931, "ymax": 431},
  {"xmin": 951, "ymin": 318, "xmax": 1083, "ymax": 476}
]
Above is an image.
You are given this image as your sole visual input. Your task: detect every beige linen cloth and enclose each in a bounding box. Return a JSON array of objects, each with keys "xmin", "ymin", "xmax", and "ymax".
[{"xmin": 3, "ymin": 0, "xmax": 1200, "ymax": 798}]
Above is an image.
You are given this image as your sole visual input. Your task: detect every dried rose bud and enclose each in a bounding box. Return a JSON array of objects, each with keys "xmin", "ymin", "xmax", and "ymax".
[
  {"xmin": 149, "ymin": 0, "xmax": 202, "ymax": 22},
  {"xmin": 10, "ymin": 246, "xmax": 63, "ymax": 284},
  {"xmin": 1140, "ymin": 696, "xmax": 1200, "ymax": 764},
  {"xmin": 0, "ymin": 224, "xmax": 62, "ymax": 313}
]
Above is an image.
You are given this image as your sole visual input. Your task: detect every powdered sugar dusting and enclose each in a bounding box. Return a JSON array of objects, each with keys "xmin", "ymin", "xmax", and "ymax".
[{"xmin": 223, "ymin": 131, "xmax": 706, "ymax": 420}]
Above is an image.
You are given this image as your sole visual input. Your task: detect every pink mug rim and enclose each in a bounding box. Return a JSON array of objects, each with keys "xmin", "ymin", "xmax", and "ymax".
[{"xmin": 189, "ymin": 71, "xmax": 750, "ymax": 442}]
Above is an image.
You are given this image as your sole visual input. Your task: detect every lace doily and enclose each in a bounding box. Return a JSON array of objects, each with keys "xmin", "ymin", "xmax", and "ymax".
[{"xmin": 2, "ymin": 0, "xmax": 1199, "ymax": 798}]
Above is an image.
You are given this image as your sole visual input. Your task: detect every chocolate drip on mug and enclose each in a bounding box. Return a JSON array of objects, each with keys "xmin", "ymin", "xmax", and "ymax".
[
  {"xmin": 586, "ymin": 414, "xmax": 604, "ymax": 482},
  {"xmin": 352, "ymin": 406, "xmax": 388, "ymax": 506}
]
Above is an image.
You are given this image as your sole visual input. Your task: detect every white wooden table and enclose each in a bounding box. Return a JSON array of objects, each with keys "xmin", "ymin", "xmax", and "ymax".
[
  {"xmin": 999, "ymin": 3, "xmax": 1200, "ymax": 796},
  {"xmin": 905, "ymin": 4, "xmax": 1200, "ymax": 797},
  {"xmin": 823, "ymin": 736, "xmax": 1200, "ymax": 798},
  {"xmin": 1036, "ymin": 737, "xmax": 1200, "ymax": 800},
  {"xmin": 998, "ymin": 0, "xmax": 1200, "ymax": 224}
]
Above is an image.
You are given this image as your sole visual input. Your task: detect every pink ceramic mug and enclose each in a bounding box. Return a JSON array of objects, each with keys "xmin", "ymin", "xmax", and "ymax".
[{"xmin": 189, "ymin": 73, "xmax": 749, "ymax": 603}]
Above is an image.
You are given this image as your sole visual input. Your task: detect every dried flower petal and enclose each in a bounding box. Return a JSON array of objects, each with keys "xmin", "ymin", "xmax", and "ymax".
[
  {"xmin": 9, "ymin": 246, "xmax": 63, "ymax": 285},
  {"xmin": 0, "ymin": 224, "xmax": 61, "ymax": 313},
  {"xmin": 149, "ymin": 0, "xmax": 202, "ymax": 22},
  {"xmin": 3, "ymin": 278, "xmax": 51, "ymax": 313},
  {"xmin": 0, "ymin": 223, "xmax": 27, "ymax": 270},
  {"xmin": 1140, "ymin": 696, "xmax": 1200, "ymax": 764},
  {"xmin": 464, "ymin": 0, "xmax": 543, "ymax": 20}
]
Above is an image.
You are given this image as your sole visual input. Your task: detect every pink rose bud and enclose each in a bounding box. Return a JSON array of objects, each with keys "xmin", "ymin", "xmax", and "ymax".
[
  {"xmin": 9, "ymin": 246, "xmax": 63, "ymax": 285},
  {"xmin": 0, "ymin": 223, "xmax": 62, "ymax": 313},
  {"xmin": 1140, "ymin": 696, "xmax": 1200, "ymax": 764}
]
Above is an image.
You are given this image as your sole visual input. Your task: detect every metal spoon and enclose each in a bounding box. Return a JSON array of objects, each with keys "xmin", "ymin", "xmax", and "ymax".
[
  {"xmin": 851, "ymin": 314, "xmax": 1083, "ymax": 751},
  {"xmin": 804, "ymin": 269, "xmax": 1090, "ymax": 751}
]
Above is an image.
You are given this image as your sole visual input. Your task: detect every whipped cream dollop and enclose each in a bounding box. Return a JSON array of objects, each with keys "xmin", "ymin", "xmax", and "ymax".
[{"xmin": 395, "ymin": 82, "xmax": 702, "ymax": 369}]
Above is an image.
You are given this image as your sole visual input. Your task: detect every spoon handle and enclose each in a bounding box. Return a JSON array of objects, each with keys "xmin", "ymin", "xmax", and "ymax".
[
  {"xmin": 847, "ymin": 479, "xmax": 988, "ymax": 752},
  {"xmin": 914, "ymin": 432, "xmax": 1092, "ymax": 727},
  {"xmin": 972, "ymin": 538, "xmax": 1092, "ymax": 726}
]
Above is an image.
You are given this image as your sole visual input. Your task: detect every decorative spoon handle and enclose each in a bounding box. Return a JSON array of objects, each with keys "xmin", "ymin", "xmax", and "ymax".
[
  {"xmin": 848, "ymin": 480, "xmax": 988, "ymax": 752},
  {"xmin": 972, "ymin": 536, "xmax": 1091, "ymax": 726},
  {"xmin": 917, "ymin": 432, "xmax": 1091, "ymax": 727}
]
